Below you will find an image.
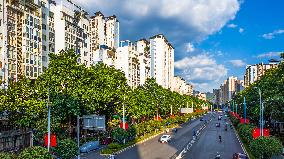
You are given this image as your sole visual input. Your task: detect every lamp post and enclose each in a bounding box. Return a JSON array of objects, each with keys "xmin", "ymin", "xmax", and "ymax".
[
  {"xmin": 47, "ymin": 88, "xmax": 51, "ymax": 152},
  {"xmin": 254, "ymin": 87, "xmax": 263, "ymax": 136}
]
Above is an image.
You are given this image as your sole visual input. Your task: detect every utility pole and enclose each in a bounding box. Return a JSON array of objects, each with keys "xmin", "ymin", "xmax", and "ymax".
[
  {"xmin": 47, "ymin": 88, "xmax": 51, "ymax": 152},
  {"xmin": 123, "ymin": 95, "xmax": 125, "ymax": 130},
  {"xmin": 77, "ymin": 116, "xmax": 80, "ymax": 159}
]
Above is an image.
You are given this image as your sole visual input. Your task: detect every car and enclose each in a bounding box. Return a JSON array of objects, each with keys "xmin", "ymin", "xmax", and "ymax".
[
  {"xmin": 159, "ymin": 135, "xmax": 171, "ymax": 143},
  {"xmin": 200, "ymin": 117, "xmax": 204, "ymax": 121},
  {"xmin": 80, "ymin": 140, "xmax": 100, "ymax": 153},
  {"xmin": 233, "ymin": 153, "xmax": 248, "ymax": 159}
]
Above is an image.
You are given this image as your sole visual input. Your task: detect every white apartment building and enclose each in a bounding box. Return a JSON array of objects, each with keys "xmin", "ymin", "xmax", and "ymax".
[
  {"xmin": 150, "ymin": 34, "xmax": 174, "ymax": 89},
  {"xmin": 136, "ymin": 39, "xmax": 150, "ymax": 85},
  {"xmin": 244, "ymin": 62, "xmax": 278, "ymax": 87},
  {"xmin": 115, "ymin": 40, "xmax": 140, "ymax": 87},
  {"xmin": 0, "ymin": 0, "xmax": 56, "ymax": 85},
  {"xmin": 89, "ymin": 11, "xmax": 119, "ymax": 66},
  {"xmin": 52, "ymin": 0, "xmax": 90, "ymax": 66},
  {"xmin": 172, "ymin": 76, "xmax": 193, "ymax": 95}
]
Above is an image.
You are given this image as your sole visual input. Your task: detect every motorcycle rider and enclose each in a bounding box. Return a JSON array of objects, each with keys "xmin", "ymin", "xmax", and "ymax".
[{"xmin": 219, "ymin": 135, "xmax": 222, "ymax": 142}]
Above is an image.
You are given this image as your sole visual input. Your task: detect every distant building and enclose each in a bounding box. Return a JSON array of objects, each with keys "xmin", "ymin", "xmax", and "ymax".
[
  {"xmin": 218, "ymin": 76, "xmax": 243, "ymax": 104},
  {"xmin": 244, "ymin": 62, "xmax": 278, "ymax": 87},
  {"xmin": 196, "ymin": 92, "xmax": 206, "ymax": 101},
  {"xmin": 172, "ymin": 76, "xmax": 193, "ymax": 96}
]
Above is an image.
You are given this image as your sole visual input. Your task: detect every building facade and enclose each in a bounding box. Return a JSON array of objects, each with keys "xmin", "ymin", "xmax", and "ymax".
[
  {"xmin": 0, "ymin": 0, "xmax": 56, "ymax": 85},
  {"xmin": 218, "ymin": 76, "xmax": 244, "ymax": 104},
  {"xmin": 244, "ymin": 62, "xmax": 278, "ymax": 87},
  {"xmin": 150, "ymin": 34, "xmax": 174, "ymax": 89},
  {"xmin": 172, "ymin": 76, "xmax": 193, "ymax": 96}
]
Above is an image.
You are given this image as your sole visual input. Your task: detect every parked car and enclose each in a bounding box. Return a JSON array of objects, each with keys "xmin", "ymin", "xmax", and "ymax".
[
  {"xmin": 200, "ymin": 117, "xmax": 204, "ymax": 121},
  {"xmin": 233, "ymin": 153, "xmax": 248, "ymax": 159},
  {"xmin": 159, "ymin": 135, "xmax": 171, "ymax": 143},
  {"xmin": 80, "ymin": 140, "xmax": 100, "ymax": 153}
]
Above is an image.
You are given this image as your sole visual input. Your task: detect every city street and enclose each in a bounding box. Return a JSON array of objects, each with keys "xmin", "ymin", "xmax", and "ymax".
[
  {"xmin": 184, "ymin": 112, "xmax": 245, "ymax": 159},
  {"xmin": 82, "ymin": 113, "xmax": 212, "ymax": 159}
]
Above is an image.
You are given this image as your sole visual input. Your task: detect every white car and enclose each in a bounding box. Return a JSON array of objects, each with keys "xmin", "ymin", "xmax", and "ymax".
[{"xmin": 159, "ymin": 135, "xmax": 171, "ymax": 143}]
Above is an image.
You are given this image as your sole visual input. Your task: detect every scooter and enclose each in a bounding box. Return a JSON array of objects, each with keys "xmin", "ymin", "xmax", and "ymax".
[
  {"xmin": 219, "ymin": 135, "xmax": 222, "ymax": 142},
  {"xmin": 215, "ymin": 152, "xmax": 221, "ymax": 159}
]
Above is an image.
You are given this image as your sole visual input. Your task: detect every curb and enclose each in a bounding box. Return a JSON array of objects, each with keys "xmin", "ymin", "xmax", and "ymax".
[{"xmin": 231, "ymin": 123, "xmax": 250, "ymax": 159}]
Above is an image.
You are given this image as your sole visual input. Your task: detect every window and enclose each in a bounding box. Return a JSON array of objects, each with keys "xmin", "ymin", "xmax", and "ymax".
[
  {"xmin": 42, "ymin": 34, "xmax": 46, "ymax": 41},
  {"xmin": 42, "ymin": 56, "xmax": 47, "ymax": 62},
  {"xmin": 42, "ymin": 24, "xmax": 46, "ymax": 30},
  {"xmin": 43, "ymin": 45, "xmax": 46, "ymax": 51},
  {"xmin": 42, "ymin": 13, "xmax": 46, "ymax": 19}
]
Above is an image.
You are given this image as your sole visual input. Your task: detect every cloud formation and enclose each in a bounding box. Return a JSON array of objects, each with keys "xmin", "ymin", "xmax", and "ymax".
[
  {"xmin": 175, "ymin": 54, "xmax": 227, "ymax": 92},
  {"xmin": 227, "ymin": 23, "xmax": 237, "ymax": 28},
  {"xmin": 257, "ymin": 52, "xmax": 282, "ymax": 58},
  {"xmin": 75, "ymin": 0, "xmax": 240, "ymax": 41},
  {"xmin": 229, "ymin": 59, "xmax": 246, "ymax": 67},
  {"xmin": 185, "ymin": 43, "xmax": 195, "ymax": 53},
  {"xmin": 262, "ymin": 29, "xmax": 284, "ymax": 39},
  {"xmin": 175, "ymin": 54, "xmax": 227, "ymax": 82},
  {"xmin": 239, "ymin": 28, "xmax": 244, "ymax": 33}
]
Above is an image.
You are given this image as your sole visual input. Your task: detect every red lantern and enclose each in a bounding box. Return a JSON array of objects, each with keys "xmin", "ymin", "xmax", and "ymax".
[
  {"xmin": 154, "ymin": 115, "xmax": 162, "ymax": 121},
  {"xmin": 252, "ymin": 128, "xmax": 270, "ymax": 139},
  {"xmin": 119, "ymin": 122, "xmax": 129, "ymax": 130},
  {"xmin": 240, "ymin": 118, "xmax": 250, "ymax": 124},
  {"xmin": 44, "ymin": 134, "xmax": 57, "ymax": 147}
]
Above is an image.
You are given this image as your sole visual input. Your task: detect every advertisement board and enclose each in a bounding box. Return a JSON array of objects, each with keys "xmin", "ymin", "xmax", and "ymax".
[
  {"xmin": 180, "ymin": 108, "xmax": 193, "ymax": 114},
  {"xmin": 83, "ymin": 115, "xmax": 106, "ymax": 131}
]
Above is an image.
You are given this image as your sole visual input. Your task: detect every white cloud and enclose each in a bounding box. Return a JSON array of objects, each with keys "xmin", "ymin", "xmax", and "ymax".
[
  {"xmin": 175, "ymin": 54, "xmax": 228, "ymax": 83},
  {"xmin": 262, "ymin": 29, "xmax": 284, "ymax": 39},
  {"xmin": 74, "ymin": 0, "xmax": 240, "ymax": 40},
  {"xmin": 185, "ymin": 42, "xmax": 195, "ymax": 53},
  {"xmin": 239, "ymin": 28, "xmax": 244, "ymax": 33},
  {"xmin": 227, "ymin": 23, "xmax": 237, "ymax": 28},
  {"xmin": 257, "ymin": 52, "xmax": 282, "ymax": 58},
  {"xmin": 229, "ymin": 60, "xmax": 246, "ymax": 67}
]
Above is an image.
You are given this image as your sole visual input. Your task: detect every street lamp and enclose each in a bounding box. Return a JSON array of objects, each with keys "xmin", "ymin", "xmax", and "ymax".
[{"xmin": 254, "ymin": 87, "xmax": 264, "ymax": 136}]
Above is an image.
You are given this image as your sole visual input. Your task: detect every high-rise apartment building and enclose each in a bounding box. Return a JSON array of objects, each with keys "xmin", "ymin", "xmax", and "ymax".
[
  {"xmin": 150, "ymin": 34, "xmax": 174, "ymax": 89},
  {"xmin": 218, "ymin": 76, "xmax": 244, "ymax": 104},
  {"xmin": 172, "ymin": 76, "xmax": 193, "ymax": 96},
  {"xmin": 136, "ymin": 39, "xmax": 150, "ymax": 85},
  {"xmin": 0, "ymin": 0, "xmax": 56, "ymax": 85},
  {"xmin": 89, "ymin": 12, "xmax": 119, "ymax": 66},
  {"xmin": 244, "ymin": 62, "xmax": 278, "ymax": 87},
  {"xmin": 52, "ymin": 0, "xmax": 90, "ymax": 65},
  {"xmin": 115, "ymin": 40, "xmax": 140, "ymax": 87}
]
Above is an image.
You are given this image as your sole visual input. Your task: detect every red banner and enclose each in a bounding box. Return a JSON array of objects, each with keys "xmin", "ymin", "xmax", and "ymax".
[
  {"xmin": 119, "ymin": 122, "xmax": 129, "ymax": 130},
  {"xmin": 252, "ymin": 128, "xmax": 270, "ymax": 139},
  {"xmin": 44, "ymin": 134, "xmax": 57, "ymax": 147},
  {"xmin": 240, "ymin": 118, "xmax": 250, "ymax": 124}
]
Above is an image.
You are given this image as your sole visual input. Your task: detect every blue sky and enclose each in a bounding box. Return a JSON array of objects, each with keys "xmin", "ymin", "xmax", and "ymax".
[{"xmin": 75, "ymin": 0, "xmax": 284, "ymax": 92}]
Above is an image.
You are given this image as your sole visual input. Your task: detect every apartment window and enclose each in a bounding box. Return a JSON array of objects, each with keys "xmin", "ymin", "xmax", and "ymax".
[
  {"xmin": 26, "ymin": 66, "xmax": 29, "ymax": 76},
  {"xmin": 43, "ymin": 45, "xmax": 46, "ymax": 51},
  {"xmin": 43, "ymin": 34, "xmax": 46, "ymax": 41},
  {"xmin": 42, "ymin": 56, "xmax": 47, "ymax": 62},
  {"xmin": 42, "ymin": 13, "xmax": 46, "ymax": 19},
  {"xmin": 42, "ymin": 24, "xmax": 46, "ymax": 30}
]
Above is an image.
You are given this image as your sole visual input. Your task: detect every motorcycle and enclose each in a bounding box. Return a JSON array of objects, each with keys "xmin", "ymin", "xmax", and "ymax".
[
  {"xmin": 219, "ymin": 135, "xmax": 222, "ymax": 142},
  {"xmin": 215, "ymin": 152, "xmax": 221, "ymax": 159}
]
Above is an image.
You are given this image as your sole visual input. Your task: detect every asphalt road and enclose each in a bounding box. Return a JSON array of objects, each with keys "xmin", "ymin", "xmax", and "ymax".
[
  {"xmin": 81, "ymin": 113, "xmax": 212, "ymax": 159},
  {"xmin": 115, "ymin": 114, "xmax": 211, "ymax": 159},
  {"xmin": 184, "ymin": 112, "xmax": 244, "ymax": 159}
]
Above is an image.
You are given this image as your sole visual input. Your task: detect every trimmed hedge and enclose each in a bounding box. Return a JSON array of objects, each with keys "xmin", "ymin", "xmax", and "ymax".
[
  {"xmin": 54, "ymin": 138, "xmax": 77, "ymax": 159},
  {"xmin": 0, "ymin": 152, "xmax": 16, "ymax": 159},
  {"xmin": 249, "ymin": 136, "xmax": 282, "ymax": 158},
  {"xmin": 18, "ymin": 146, "xmax": 53, "ymax": 159}
]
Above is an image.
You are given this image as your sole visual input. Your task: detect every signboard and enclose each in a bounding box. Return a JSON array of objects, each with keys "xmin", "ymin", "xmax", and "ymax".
[
  {"xmin": 180, "ymin": 108, "xmax": 193, "ymax": 114},
  {"xmin": 83, "ymin": 115, "xmax": 106, "ymax": 131}
]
